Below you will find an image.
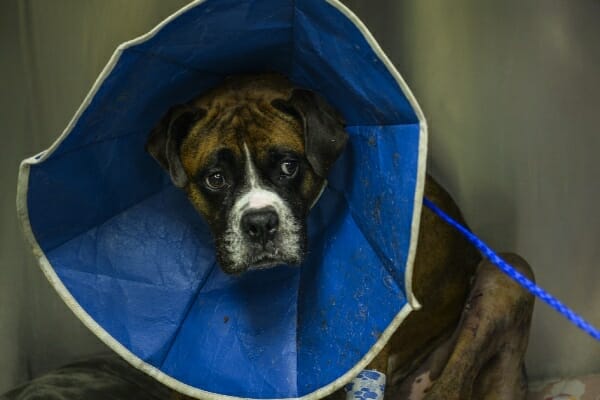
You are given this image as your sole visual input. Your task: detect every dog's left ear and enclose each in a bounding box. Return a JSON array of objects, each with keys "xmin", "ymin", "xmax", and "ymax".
[
  {"xmin": 145, "ymin": 105, "xmax": 205, "ymax": 188},
  {"xmin": 272, "ymin": 89, "xmax": 348, "ymax": 178}
]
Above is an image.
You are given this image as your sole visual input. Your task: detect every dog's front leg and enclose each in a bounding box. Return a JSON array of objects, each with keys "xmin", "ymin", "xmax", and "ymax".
[{"xmin": 420, "ymin": 253, "xmax": 534, "ymax": 400}]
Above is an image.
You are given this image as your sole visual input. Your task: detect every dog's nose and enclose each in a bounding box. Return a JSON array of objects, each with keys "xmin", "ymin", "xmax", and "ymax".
[{"xmin": 241, "ymin": 208, "xmax": 279, "ymax": 245}]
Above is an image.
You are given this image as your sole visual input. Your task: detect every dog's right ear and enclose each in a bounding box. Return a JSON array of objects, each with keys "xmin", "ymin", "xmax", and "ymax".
[
  {"xmin": 271, "ymin": 89, "xmax": 348, "ymax": 178},
  {"xmin": 145, "ymin": 105, "xmax": 205, "ymax": 188}
]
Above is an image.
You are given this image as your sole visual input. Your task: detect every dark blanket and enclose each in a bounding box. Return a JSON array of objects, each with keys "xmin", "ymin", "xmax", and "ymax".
[{"xmin": 1, "ymin": 355, "xmax": 173, "ymax": 400}]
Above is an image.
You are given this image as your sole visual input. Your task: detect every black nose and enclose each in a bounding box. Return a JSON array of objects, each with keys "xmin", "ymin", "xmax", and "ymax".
[{"xmin": 241, "ymin": 208, "xmax": 279, "ymax": 245}]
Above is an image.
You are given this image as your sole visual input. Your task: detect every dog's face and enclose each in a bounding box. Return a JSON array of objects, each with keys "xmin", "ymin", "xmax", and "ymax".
[{"xmin": 146, "ymin": 75, "xmax": 347, "ymax": 274}]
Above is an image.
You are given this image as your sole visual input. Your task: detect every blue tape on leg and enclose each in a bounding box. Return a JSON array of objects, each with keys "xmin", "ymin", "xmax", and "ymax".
[{"xmin": 345, "ymin": 370, "xmax": 386, "ymax": 400}]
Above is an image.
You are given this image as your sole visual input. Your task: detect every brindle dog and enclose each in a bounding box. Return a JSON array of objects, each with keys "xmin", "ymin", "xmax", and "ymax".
[
  {"xmin": 146, "ymin": 74, "xmax": 536, "ymax": 400},
  {"xmin": 3, "ymin": 75, "xmax": 535, "ymax": 400}
]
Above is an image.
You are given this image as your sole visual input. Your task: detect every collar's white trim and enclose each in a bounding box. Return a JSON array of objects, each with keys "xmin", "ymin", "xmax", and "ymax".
[{"xmin": 309, "ymin": 180, "xmax": 328, "ymax": 210}]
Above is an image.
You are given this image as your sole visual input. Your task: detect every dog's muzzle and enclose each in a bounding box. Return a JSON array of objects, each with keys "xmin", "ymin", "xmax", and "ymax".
[{"xmin": 221, "ymin": 187, "xmax": 303, "ymax": 273}]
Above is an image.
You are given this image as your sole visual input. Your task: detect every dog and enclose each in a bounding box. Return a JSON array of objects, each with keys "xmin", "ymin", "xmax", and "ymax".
[
  {"xmin": 146, "ymin": 74, "xmax": 536, "ymax": 400},
  {"xmin": 4, "ymin": 74, "xmax": 535, "ymax": 400},
  {"xmin": 2, "ymin": 74, "xmax": 534, "ymax": 400}
]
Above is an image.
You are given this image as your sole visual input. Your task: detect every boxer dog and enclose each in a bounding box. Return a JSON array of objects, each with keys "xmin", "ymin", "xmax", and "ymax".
[
  {"xmin": 146, "ymin": 74, "xmax": 535, "ymax": 400},
  {"xmin": 1, "ymin": 73, "xmax": 536, "ymax": 400}
]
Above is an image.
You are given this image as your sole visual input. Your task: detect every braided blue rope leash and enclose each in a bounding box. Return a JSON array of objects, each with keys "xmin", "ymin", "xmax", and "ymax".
[{"xmin": 423, "ymin": 197, "xmax": 600, "ymax": 341}]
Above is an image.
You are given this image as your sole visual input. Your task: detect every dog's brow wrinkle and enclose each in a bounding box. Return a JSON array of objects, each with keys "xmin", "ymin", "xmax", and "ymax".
[
  {"xmin": 248, "ymin": 102, "xmax": 271, "ymax": 121},
  {"xmin": 201, "ymin": 113, "xmax": 221, "ymax": 135},
  {"xmin": 251, "ymin": 115, "xmax": 273, "ymax": 133},
  {"xmin": 215, "ymin": 110, "xmax": 237, "ymax": 132}
]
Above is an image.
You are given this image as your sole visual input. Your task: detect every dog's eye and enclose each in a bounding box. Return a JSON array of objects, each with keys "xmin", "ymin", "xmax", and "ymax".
[
  {"xmin": 280, "ymin": 159, "xmax": 298, "ymax": 177},
  {"xmin": 205, "ymin": 171, "xmax": 228, "ymax": 190}
]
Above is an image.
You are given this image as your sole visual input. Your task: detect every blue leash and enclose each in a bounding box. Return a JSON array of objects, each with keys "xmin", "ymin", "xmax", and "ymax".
[{"xmin": 423, "ymin": 197, "xmax": 600, "ymax": 341}]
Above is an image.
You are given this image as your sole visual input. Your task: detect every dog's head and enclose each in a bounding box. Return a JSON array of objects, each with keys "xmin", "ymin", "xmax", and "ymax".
[{"xmin": 146, "ymin": 75, "xmax": 347, "ymax": 274}]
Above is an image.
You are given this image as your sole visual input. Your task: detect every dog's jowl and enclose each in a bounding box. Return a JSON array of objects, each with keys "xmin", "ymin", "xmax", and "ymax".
[{"xmin": 146, "ymin": 74, "xmax": 347, "ymax": 274}]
